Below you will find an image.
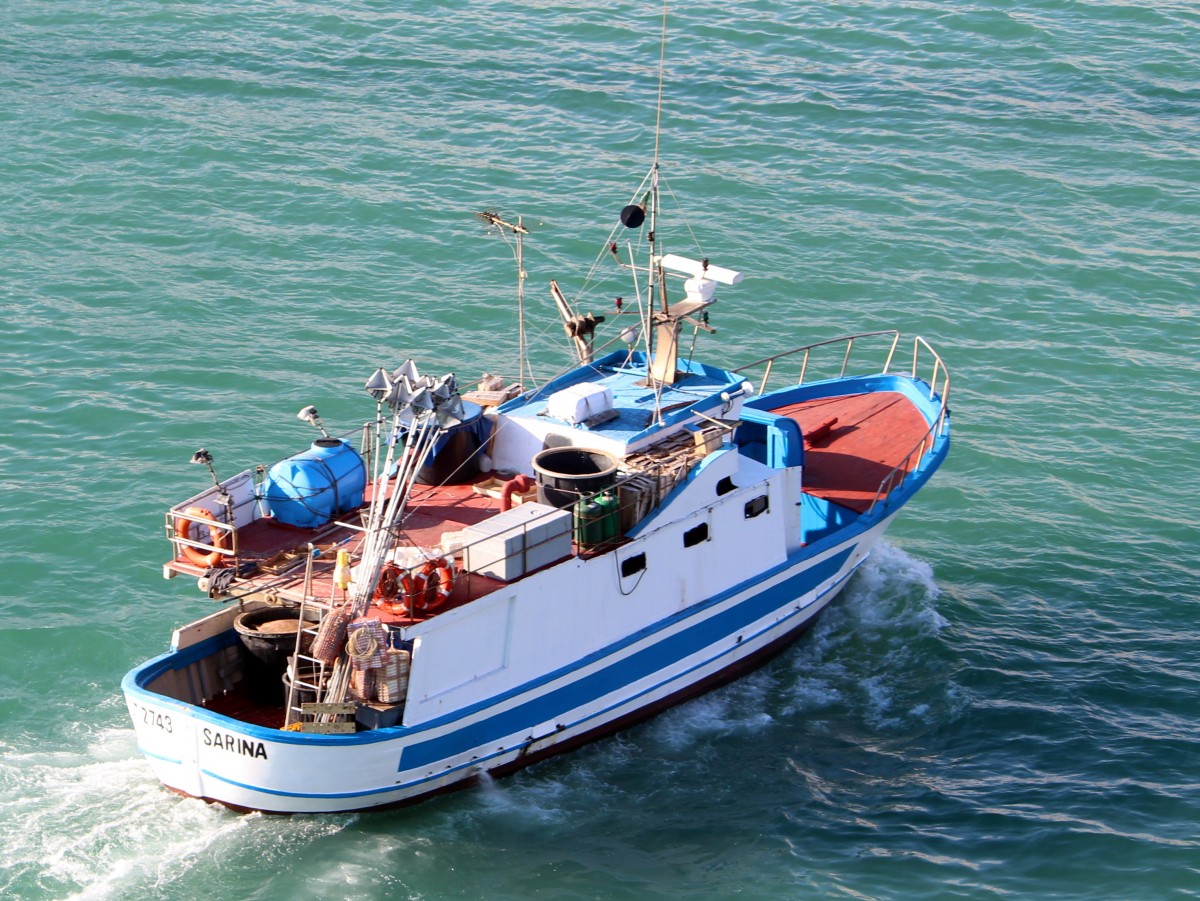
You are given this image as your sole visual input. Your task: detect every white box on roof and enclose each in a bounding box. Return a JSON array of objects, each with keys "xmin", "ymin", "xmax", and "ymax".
[{"xmin": 547, "ymin": 382, "xmax": 613, "ymax": 425}]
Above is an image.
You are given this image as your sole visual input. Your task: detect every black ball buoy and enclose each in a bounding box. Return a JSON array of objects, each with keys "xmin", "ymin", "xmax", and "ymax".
[{"xmin": 619, "ymin": 204, "xmax": 646, "ymax": 229}]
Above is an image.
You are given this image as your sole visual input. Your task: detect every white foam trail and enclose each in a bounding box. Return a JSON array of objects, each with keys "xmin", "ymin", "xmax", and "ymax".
[
  {"xmin": 0, "ymin": 726, "xmax": 351, "ymax": 901},
  {"xmin": 785, "ymin": 540, "xmax": 955, "ymax": 729},
  {"xmin": 645, "ymin": 669, "xmax": 776, "ymax": 754},
  {"xmin": 471, "ymin": 767, "xmax": 574, "ymax": 827}
]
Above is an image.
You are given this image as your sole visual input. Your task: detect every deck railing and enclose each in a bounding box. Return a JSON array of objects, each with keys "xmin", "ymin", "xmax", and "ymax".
[
  {"xmin": 165, "ymin": 466, "xmax": 265, "ymax": 565},
  {"xmin": 734, "ymin": 331, "xmax": 951, "ymax": 513}
]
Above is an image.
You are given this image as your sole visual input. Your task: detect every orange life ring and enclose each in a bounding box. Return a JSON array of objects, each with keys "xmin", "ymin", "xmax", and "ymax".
[
  {"xmin": 417, "ymin": 558, "xmax": 454, "ymax": 610},
  {"xmin": 176, "ymin": 506, "xmax": 228, "ymax": 567},
  {"xmin": 435, "ymin": 560, "xmax": 454, "ymax": 602},
  {"xmin": 400, "ymin": 569, "xmax": 425, "ymax": 612},
  {"xmin": 400, "ymin": 570, "xmax": 417, "ymax": 599},
  {"xmin": 420, "ymin": 561, "xmax": 440, "ymax": 609},
  {"xmin": 398, "ymin": 560, "xmax": 454, "ymax": 614}
]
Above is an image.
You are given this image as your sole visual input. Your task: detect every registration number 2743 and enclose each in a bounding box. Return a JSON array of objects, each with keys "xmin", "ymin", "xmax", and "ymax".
[{"xmin": 130, "ymin": 702, "xmax": 173, "ymax": 734}]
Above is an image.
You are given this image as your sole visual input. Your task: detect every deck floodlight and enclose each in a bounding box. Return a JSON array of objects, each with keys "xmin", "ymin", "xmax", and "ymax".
[
  {"xmin": 189, "ymin": 448, "xmax": 221, "ymax": 488},
  {"xmin": 431, "ymin": 373, "xmax": 456, "ymax": 402},
  {"xmin": 297, "ymin": 405, "xmax": 330, "ymax": 438},
  {"xmin": 384, "ymin": 377, "xmax": 414, "ymax": 412},
  {"xmin": 437, "ymin": 394, "xmax": 466, "ymax": 428},
  {"xmin": 392, "ymin": 360, "xmax": 420, "ymax": 385},
  {"xmin": 409, "ymin": 386, "xmax": 434, "ymax": 413}
]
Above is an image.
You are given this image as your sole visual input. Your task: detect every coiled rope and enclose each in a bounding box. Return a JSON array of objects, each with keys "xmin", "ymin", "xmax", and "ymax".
[{"xmin": 345, "ymin": 624, "xmax": 380, "ymax": 661}]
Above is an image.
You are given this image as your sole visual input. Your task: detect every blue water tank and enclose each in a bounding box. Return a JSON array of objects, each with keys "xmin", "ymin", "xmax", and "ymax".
[{"xmin": 263, "ymin": 438, "xmax": 366, "ymax": 529}]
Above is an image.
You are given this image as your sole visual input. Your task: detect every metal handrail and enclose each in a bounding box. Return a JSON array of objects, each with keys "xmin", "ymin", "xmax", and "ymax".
[
  {"xmin": 735, "ymin": 331, "xmax": 951, "ymax": 515},
  {"xmin": 167, "ymin": 507, "xmax": 239, "ymax": 560},
  {"xmin": 734, "ymin": 330, "xmax": 903, "ymax": 395}
]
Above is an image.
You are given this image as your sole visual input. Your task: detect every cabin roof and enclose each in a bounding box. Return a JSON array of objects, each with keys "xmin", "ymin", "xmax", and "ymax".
[{"xmin": 499, "ymin": 350, "xmax": 745, "ymax": 453}]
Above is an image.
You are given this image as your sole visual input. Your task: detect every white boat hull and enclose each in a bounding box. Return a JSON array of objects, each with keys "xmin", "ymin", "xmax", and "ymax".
[{"xmin": 125, "ymin": 515, "xmax": 893, "ymax": 813}]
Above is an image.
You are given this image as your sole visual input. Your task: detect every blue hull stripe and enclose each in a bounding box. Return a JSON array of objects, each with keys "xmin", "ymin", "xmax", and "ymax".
[
  {"xmin": 185, "ymin": 559, "xmax": 859, "ymax": 803},
  {"xmin": 127, "ymin": 545, "xmax": 854, "ymax": 802},
  {"xmin": 399, "ymin": 546, "xmax": 852, "ymax": 770}
]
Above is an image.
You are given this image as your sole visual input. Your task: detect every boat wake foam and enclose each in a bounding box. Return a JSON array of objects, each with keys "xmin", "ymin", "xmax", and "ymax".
[
  {"xmin": 784, "ymin": 540, "xmax": 962, "ymax": 732},
  {"xmin": 644, "ymin": 670, "xmax": 777, "ymax": 755},
  {"xmin": 0, "ymin": 726, "xmax": 352, "ymax": 900}
]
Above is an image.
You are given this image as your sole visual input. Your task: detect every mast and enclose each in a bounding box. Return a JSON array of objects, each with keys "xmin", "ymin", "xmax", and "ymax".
[
  {"xmin": 639, "ymin": 0, "xmax": 739, "ymax": 388},
  {"xmin": 564, "ymin": 0, "xmax": 740, "ymax": 394},
  {"xmin": 646, "ymin": 1, "xmax": 674, "ymax": 386}
]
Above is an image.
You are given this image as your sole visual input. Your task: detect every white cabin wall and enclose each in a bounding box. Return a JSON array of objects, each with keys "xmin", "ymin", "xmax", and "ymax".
[
  {"xmin": 401, "ymin": 451, "xmax": 791, "ymax": 727},
  {"xmin": 781, "ymin": 465, "xmax": 804, "ymax": 553},
  {"xmin": 487, "ymin": 413, "xmax": 549, "ymax": 476}
]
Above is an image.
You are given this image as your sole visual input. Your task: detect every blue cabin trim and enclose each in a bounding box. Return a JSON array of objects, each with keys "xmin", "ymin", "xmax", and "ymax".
[{"xmin": 735, "ymin": 408, "xmax": 805, "ymax": 469}]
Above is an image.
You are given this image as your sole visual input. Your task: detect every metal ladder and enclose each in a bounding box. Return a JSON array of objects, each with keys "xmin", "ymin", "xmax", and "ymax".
[
  {"xmin": 282, "ymin": 599, "xmax": 323, "ymax": 727},
  {"xmin": 282, "ymin": 603, "xmax": 357, "ymax": 733},
  {"xmin": 282, "ymin": 552, "xmax": 356, "ymax": 734}
]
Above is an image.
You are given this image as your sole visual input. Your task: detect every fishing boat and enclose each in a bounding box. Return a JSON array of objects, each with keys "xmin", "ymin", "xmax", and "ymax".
[{"xmin": 122, "ymin": 14, "xmax": 951, "ymax": 815}]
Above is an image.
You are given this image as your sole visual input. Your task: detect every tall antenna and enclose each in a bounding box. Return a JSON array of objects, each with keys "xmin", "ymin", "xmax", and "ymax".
[
  {"xmin": 476, "ymin": 210, "xmax": 531, "ymax": 388},
  {"xmin": 652, "ymin": 0, "xmax": 669, "ymax": 167}
]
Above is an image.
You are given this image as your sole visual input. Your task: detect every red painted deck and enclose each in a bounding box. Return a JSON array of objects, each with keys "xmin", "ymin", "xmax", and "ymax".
[
  {"xmin": 204, "ymin": 689, "xmax": 286, "ymax": 729},
  {"xmin": 771, "ymin": 391, "xmax": 932, "ymax": 513},
  {"xmin": 168, "ymin": 479, "xmax": 516, "ymax": 622},
  {"xmin": 171, "ymin": 391, "xmax": 931, "ymax": 613}
]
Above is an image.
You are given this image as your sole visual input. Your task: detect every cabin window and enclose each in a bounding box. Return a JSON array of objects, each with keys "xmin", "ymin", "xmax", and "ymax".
[
  {"xmin": 745, "ymin": 495, "xmax": 769, "ymax": 519},
  {"xmin": 621, "ymin": 553, "xmax": 646, "ymax": 578},
  {"xmin": 716, "ymin": 476, "xmax": 736, "ymax": 496},
  {"xmin": 683, "ymin": 523, "xmax": 709, "ymax": 547}
]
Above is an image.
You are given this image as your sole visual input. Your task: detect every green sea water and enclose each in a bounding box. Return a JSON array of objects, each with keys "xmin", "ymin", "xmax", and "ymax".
[{"xmin": 1, "ymin": 1, "xmax": 1198, "ymax": 898}]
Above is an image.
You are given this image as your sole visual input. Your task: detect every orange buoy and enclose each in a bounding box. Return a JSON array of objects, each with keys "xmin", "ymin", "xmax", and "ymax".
[{"xmin": 176, "ymin": 506, "xmax": 228, "ymax": 567}]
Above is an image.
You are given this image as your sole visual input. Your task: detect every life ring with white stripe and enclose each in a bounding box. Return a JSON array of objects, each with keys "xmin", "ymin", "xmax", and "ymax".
[
  {"xmin": 408, "ymin": 559, "xmax": 454, "ymax": 612},
  {"xmin": 430, "ymin": 559, "xmax": 454, "ymax": 603},
  {"xmin": 176, "ymin": 506, "xmax": 228, "ymax": 567}
]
